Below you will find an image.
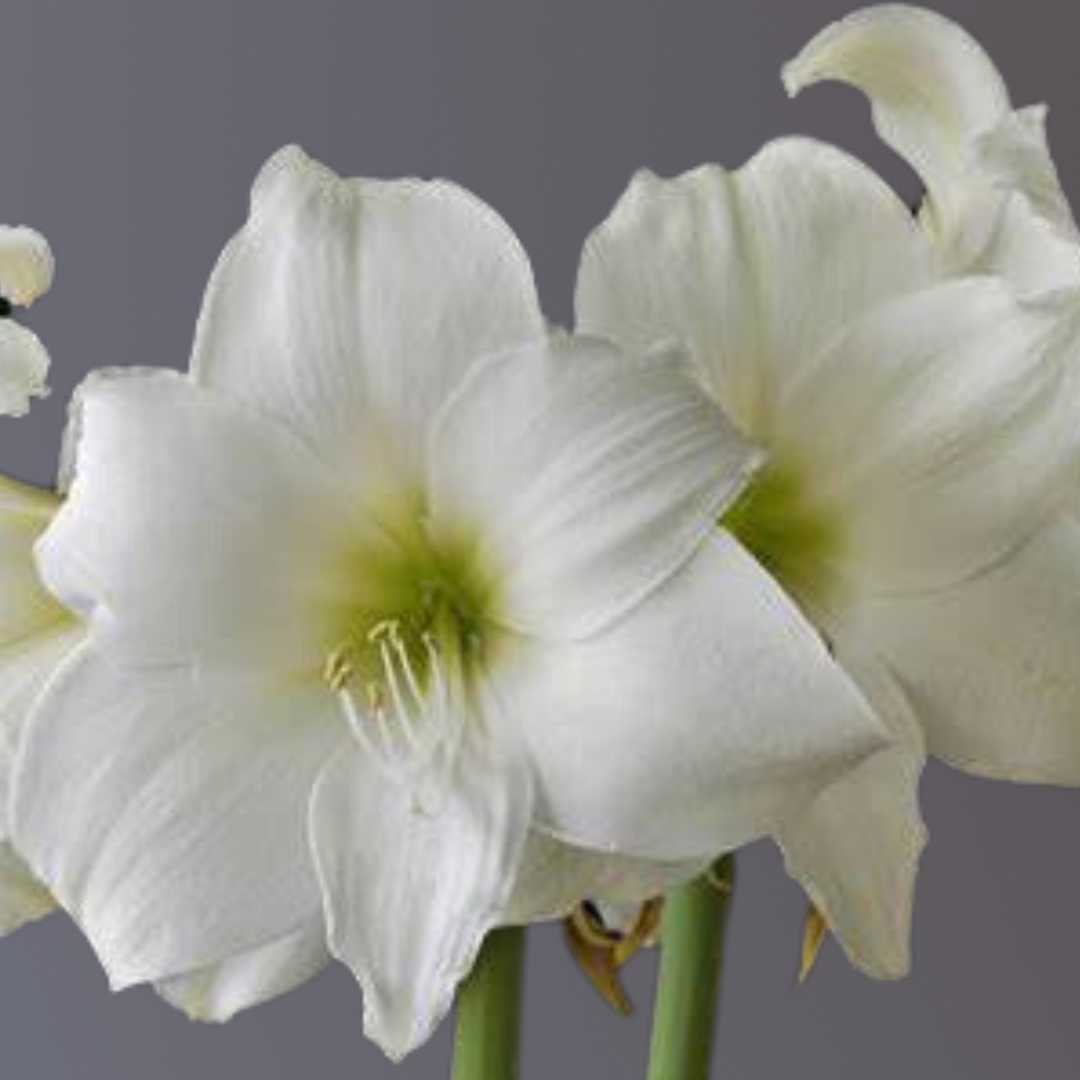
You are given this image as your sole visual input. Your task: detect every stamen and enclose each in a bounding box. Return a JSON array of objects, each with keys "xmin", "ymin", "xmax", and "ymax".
[
  {"xmin": 337, "ymin": 684, "xmax": 383, "ymax": 761},
  {"xmin": 366, "ymin": 681, "xmax": 413, "ymax": 771},
  {"xmin": 375, "ymin": 626, "xmax": 426, "ymax": 755},
  {"xmin": 323, "ymin": 617, "xmax": 465, "ymax": 806},
  {"xmin": 390, "ymin": 625, "xmax": 427, "ymax": 712},
  {"xmin": 422, "ymin": 632, "xmax": 455, "ymax": 743}
]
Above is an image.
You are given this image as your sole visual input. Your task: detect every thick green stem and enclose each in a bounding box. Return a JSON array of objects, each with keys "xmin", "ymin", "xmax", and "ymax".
[
  {"xmin": 647, "ymin": 856, "xmax": 736, "ymax": 1080},
  {"xmin": 453, "ymin": 927, "xmax": 526, "ymax": 1080}
]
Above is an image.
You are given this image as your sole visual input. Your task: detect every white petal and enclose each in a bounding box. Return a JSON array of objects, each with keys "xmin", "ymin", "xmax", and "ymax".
[
  {"xmin": 843, "ymin": 515, "xmax": 1080, "ymax": 783},
  {"xmin": 156, "ymin": 918, "xmax": 330, "ymax": 1023},
  {"xmin": 192, "ymin": 146, "xmax": 544, "ymax": 486},
  {"xmin": 973, "ymin": 107, "xmax": 1080, "ymax": 295},
  {"xmin": 501, "ymin": 830, "xmax": 702, "ymax": 925},
  {"xmin": 504, "ymin": 530, "xmax": 887, "ymax": 862},
  {"xmin": 12, "ymin": 645, "xmax": 342, "ymax": 988},
  {"xmin": 430, "ymin": 335, "xmax": 763, "ymax": 639},
  {"xmin": 0, "ymin": 477, "xmax": 77, "ymax": 934},
  {"xmin": 310, "ymin": 708, "xmax": 532, "ymax": 1061},
  {"xmin": 978, "ymin": 107, "xmax": 1077, "ymax": 242},
  {"xmin": 783, "ymin": 5, "xmax": 1009, "ymax": 261},
  {"xmin": 0, "ymin": 841, "xmax": 54, "ymax": 935},
  {"xmin": 0, "ymin": 227, "xmax": 54, "ymax": 306},
  {"xmin": 38, "ymin": 370, "xmax": 355, "ymax": 672},
  {"xmin": 780, "ymin": 277, "xmax": 1080, "ymax": 592},
  {"xmin": 0, "ymin": 322, "xmax": 49, "ymax": 417},
  {"xmin": 0, "ymin": 625, "xmax": 82, "ymax": 832},
  {"xmin": 0, "ymin": 475, "xmax": 80, "ymax": 832},
  {"xmin": 0, "ymin": 475, "xmax": 65, "ymax": 644},
  {"xmin": 576, "ymin": 138, "xmax": 934, "ymax": 436},
  {"xmin": 778, "ymin": 645, "xmax": 927, "ymax": 979}
]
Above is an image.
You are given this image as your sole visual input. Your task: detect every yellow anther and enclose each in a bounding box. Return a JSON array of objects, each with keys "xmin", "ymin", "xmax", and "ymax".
[
  {"xmin": 367, "ymin": 618, "xmax": 400, "ymax": 645},
  {"xmin": 323, "ymin": 649, "xmax": 354, "ymax": 692}
]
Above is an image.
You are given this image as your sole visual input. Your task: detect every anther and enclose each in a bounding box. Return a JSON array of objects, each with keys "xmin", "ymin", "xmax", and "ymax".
[
  {"xmin": 323, "ymin": 648, "xmax": 354, "ymax": 692},
  {"xmin": 367, "ymin": 618, "xmax": 399, "ymax": 645}
]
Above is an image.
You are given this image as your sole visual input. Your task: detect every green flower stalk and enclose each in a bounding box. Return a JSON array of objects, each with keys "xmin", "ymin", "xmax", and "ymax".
[
  {"xmin": 647, "ymin": 857, "xmax": 735, "ymax": 1080},
  {"xmin": 453, "ymin": 928, "xmax": 526, "ymax": 1080}
]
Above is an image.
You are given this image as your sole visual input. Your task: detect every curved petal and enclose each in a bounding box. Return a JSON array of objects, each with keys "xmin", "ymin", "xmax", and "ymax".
[
  {"xmin": 0, "ymin": 841, "xmax": 54, "ymax": 935},
  {"xmin": 0, "ymin": 227, "xmax": 54, "ymax": 306},
  {"xmin": 192, "ymin": 146, "xmax": 544, "ymax": 487},
  {"xmin": 778, "ymin": 645, "xmax": 927, "ymax": 979},
  {"xmin": 784, "ymin": 6, "xmax": 1080, "ymax": 297},
  {"xmin": 502, "ymin": 830, "xmax": 702, "ymax": 925},
  {"xmin": 156, "ymin": 918, "xmax": 330, "ymax": 1023},
  {"xmin": 576, "ymin": 138, "xmax": 934, "ymax": 435},
  {"xmin": 12, "ymin": 645, "xmax": 342, "ymax": 989},
  {"xmin": 0, "ymin": 322, "xmax": 49, "ymax": 418},
  {"xmin": 310, "ymin": 707, "xmax": 532, "ymax": 1061},
  {"xmin": 842, "ymin": 515, "xmax": 1080, "ymax": 783},
  {"xmin": 430, "ymin": 335, "xmax": 764, "ymax": 639},
  {"xmin": 783, "ymin": 5, "xmax": 1009, "ymax": 261},
  {"xmin": 505, "ymin": 530, "xmax": 887, "ymax": 862},
  {"xmin": 780, "ymin": 277, "xmax": 1080, "ymax": 592},
  {"xmin": 38, "ymin": 370, "xmax": 356, "ymax": 673}
]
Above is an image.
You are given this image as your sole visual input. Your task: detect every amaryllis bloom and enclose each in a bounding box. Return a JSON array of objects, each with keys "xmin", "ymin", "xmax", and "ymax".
[
  {"xmin": 577, "ymin": 136, "xmax": 1080, "ymax": 976},
  {"xmin": 784, "ymin": 4, "xmax": 1080, "ymax": 298},
  {"xmin": 0, "ymin": 227, "xmax": 53, "ymax": 415},
  {"xmin": 10, "ymin": 147, "xmax": 887, "ymax": 1058}
]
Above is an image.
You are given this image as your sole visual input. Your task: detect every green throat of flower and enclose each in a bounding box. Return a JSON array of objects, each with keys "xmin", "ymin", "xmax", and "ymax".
[
  {"xmin": 721, "ymin": 462, "xmax": 837, "ymax": 605},
  {"xmin": 321, "ymin": 511, "xmax": 501, "ymax": 789}
]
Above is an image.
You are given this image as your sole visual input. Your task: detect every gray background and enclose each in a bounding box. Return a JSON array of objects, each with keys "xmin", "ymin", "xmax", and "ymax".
[{"xmin": 0, "ymin": 0, "xmax": 1077, "ymax": 1076}]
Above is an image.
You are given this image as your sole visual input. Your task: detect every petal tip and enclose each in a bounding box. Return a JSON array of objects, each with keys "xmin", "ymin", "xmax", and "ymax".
[{"xmin": 780, "ymin": 56, "xmax": 812, "ymax": 98}]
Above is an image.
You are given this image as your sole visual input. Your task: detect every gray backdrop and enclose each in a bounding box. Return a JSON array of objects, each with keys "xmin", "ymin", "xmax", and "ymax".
[{"xmin": 0, "ymin": 0, "xmax": 1077, "ymax": 1077}]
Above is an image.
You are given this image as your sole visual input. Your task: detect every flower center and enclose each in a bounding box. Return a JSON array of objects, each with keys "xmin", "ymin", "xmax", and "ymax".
[
  {"xmin": 722, "ymin": 461, "xmax": 838, "ymax": 608},
  {"xmin": 321, "ymin": 514, "xmax": 499, "ymax": 797}
]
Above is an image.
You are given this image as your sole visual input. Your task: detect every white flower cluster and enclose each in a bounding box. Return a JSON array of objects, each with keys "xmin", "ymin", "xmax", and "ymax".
[{"xmin": 0, "ymin": 4, "xmax": 1077, "ymax": 1063}]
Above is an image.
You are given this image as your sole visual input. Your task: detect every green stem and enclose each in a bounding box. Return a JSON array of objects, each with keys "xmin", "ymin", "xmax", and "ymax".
[
  {"xmin": 453, "ymin": 927, "xmax": 526, "ymax": 1080},
  {"xmin": 647, "ymin": 856, "xmax": 736, "ymax": 1080}
]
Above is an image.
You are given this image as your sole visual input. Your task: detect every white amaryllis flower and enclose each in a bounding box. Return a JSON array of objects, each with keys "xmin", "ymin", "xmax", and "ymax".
[
  {"xmin": 0, "ymin": 227, "xmax": 53, "ymax": 415},
  {"xmin": 10, "ymin": 147, "xmax": 887, "ymax": 1059},
  {"xmin": 577, "ymin": 136, "xmax": 1080, "ymax": 977},
  {"xmin": 783, "ymin": 4, "xmax": 1080, "ymax": 299}
]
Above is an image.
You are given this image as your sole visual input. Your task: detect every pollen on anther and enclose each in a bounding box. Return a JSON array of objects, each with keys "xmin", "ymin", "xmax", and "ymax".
[{"xmin": 323, "ymin": 649, "xmax": 354, "ymax": 692}]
